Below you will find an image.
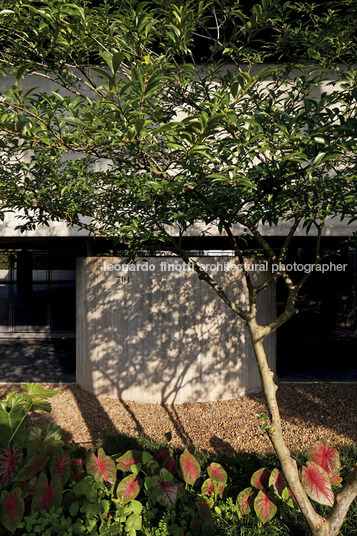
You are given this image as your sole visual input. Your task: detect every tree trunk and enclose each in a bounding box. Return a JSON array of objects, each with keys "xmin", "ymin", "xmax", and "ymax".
[{"xmin": 249, "ymin": 321, "xmax": 331, "ymax": 536}]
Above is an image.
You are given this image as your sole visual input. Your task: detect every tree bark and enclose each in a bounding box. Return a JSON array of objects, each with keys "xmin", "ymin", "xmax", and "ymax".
[
  {"xmin": 249, "ymin": 321, "xmax": 331, "ymax": 536},
  {"xmin": 326, "ymin": 468, "xmax": 357, "ymax": 536}
]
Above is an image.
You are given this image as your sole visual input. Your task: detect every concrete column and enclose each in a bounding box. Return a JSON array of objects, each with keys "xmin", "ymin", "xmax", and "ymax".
[{"xmin": 76, "ymin": 257, "xmax": 276, "ymax": 403}]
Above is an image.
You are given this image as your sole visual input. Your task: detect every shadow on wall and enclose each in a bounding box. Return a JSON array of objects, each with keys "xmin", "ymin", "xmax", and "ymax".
[{"xmin": 76, "ymin": 257, "xmax": 276, "ymax": 405}]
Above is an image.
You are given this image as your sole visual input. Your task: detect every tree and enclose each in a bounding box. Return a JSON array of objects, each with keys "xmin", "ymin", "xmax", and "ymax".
[{"xmin": 0, "ymin": 1, "xmax": 357, "ymax": 534}]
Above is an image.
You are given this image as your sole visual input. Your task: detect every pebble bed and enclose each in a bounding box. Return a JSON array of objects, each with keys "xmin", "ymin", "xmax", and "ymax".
[{"xmin": 0, "ymin": 383, "xmax": 356, "ymax": 455}]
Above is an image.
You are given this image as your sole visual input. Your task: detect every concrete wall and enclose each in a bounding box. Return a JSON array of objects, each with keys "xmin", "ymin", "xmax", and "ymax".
[
  {"xmin": 1, "ymin": 210, "xmax": 356, "ymax": 239},
  {"xmin": 76, "ymin": 257, "xmax": 276, "ymax": 403},
  {"xmin": 1, "ymin": 70, "xmax": 356, "ymax": 239}
]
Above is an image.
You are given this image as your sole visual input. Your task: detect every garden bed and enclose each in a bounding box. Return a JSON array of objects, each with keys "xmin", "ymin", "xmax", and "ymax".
[{"xmin": 0, "ymin": 382, "xmax": 355, "ymax": 454}]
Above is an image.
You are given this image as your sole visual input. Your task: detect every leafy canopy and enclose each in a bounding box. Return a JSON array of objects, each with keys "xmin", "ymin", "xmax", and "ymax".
[{"xmin": 0, "ymin": 0, "xmax": 356, "ymax": 250}]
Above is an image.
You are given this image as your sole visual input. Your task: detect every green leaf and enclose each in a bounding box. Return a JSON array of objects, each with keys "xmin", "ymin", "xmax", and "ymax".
[
  {"xmin": 21, "ymin": 383, "xmax": 59, "ymax": 400},
  {"xmin": 312, "ymin": 152, "xmax": 326, "ymax": 165},
  {"xmin": 131, "ymin": 500, "xmax": 142, "ymax": 515},
  {"xmin": 91, "ymin": 66, "xmax": 114, "ymax": 83},
  {"xmin": 100, "ymin": 51, "xmax": 115, "ymax": 73},
  {"xmin": 0, "ymin": 401, "xmax": 26, "ymax": 447},
  {"xmin": 26, "ymin": 423, "xmax": 63, "ymax": 453},
  {"xmin": 62, "ymin": 117, "xmax": 87, "ymax": 127},
  {"xmin": 116, "ymin": 450, "xmax": 142, "ymax": 474},
  {"xmin": 31, "ymin": 472, "xmax": 62, "ymax": 512},
  {"xmin": 0, "ymin": 488, "xmax": 24, "ymax": 534},
  {"xmin": 15, "ymin": 64, "xmax": 32, "ymax": 82},
  {"xmin": 14, "ymin": 451, "xmax": 50, "ymax": 482}
]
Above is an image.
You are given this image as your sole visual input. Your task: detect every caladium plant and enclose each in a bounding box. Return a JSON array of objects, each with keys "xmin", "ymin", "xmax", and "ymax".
[
  {"xmin": 117, "ymin": 473, "xmax": 141, "ymax": 502},
  {"xmin": 301, "ymin": 441, "xmax": 343, "ymax": 505},
  {"xmin": 50, "ymin": 448, "xmax": 71, "ymax": 487},
  {"xmin": 179, "ymin": 448, "xmax": 201, "ymax": 486},
  {"xmin": 237, "ymin": 465, "xmax": 298, "ymax": 524},
  {"xmin": 201, "ymin": 462, "xmax": 228, "ymax": 499},
  {"xmin": 0, "ymin": 446, "xmax": 22, "ymax": 486},
  {"xmin": 116, "ymin": 450, "xmax": 143, "ymax": 475},
  {"xmin": 301, "ymin": 462, "xmax": 334, "ymax": 507},
  {"xmin": 86, "ymin": 447, "xmax": 117, "ymax": 484},
  {"xmin": 31, "ymin": 472, "xmax": 62, "ymax": 512},
  {"xmin": 237, "ymin": 441, "xmax": 344, "ymax": 525},
  {"xmin": 151, "ymin": 468, "xmax": 178, "ymax": 507},
  {"xmin": 0, "ymin": 488, "xmax": 24, "ymax": 534}
]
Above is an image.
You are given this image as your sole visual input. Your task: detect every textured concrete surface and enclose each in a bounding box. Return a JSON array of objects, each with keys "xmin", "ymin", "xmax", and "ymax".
[{"xmin": 77, "ymin": 257, "xmax": 276, "ymax": 403}]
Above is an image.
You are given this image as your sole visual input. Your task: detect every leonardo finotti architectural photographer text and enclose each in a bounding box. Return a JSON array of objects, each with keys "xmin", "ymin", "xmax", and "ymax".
[{"xmin": 103, "ymin": 261, "xmax": 348, "ymax": 274}]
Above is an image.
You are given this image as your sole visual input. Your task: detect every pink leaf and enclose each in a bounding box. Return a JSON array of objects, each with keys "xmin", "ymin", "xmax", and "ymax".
[
  {"xmin": 13, "ymin": 451, "xmax": 50, "ymax": 482},
  {"xmin": 301, "ymin": 462, "xmax": 334, "ymax": 506},
  {"xmin": 251, "ymin": 467, "xmax": 270, "ymax": 490},
  {"xmin": 31, "ymin": 472, "xmax": 62, "ymax": 512},
  {"xmin": 308, "ymin": 441, "xmax": 340, "ymax": 478},
  {"xmin": 254, "ymin": 490, "xmax": 277, "ymax": 524},
  {"xmin": 207, "ymin": 462, "xmax": 227, "ymax": 483},
  {"xmin": 154, "ymin": 468, "xmax": 178, "ymax": 506},
  {"xmin": 201, "ymin": 477, "xmax": 225, "ymax": 498},
  {"xmin": 269, "ymin": 468, "xmax": 287, "ymax": 496},
  {"xmin": 0, "ymin": 446, "xmax": 22, "ymax": 486},
  {"xmin": 217, "ymin": 481, "xmax": 226, "ymax": 498},
  {"xmin": 86, "ymin": 448, "xmax": 116, "ymax": 483},
  {"xmin": 179, "ymin": 449, "xmax": 201, "ymax": 485},
  {"xmin": 28, "ymin": 476, "xmax": 38, "ymax": 501},
  {"xmin": 201, "ymin": 478, "xmax": 215, "ymax": 497},
  {"xmin": 117, "ymin": 474, "xmax": 140, "ymax": 502},
  {"xmin": 237, "ymin": 487, "xmax": 254, "ymax": 515},
  {"xmin": 116, "ymin": 450, "xmax": 142, "ymax": 474},
  {"xmin": 190, "ymin": 518, "xmax": 202, "ymax": 533},
  {"xmin": 164, "ymin": 457, "xmax": 178, "ymax": 474},
  {"xmin": 0, "ymin": 488, "xmax": 24, "ymax": 534},
  {"xmin": 155, "ymin": 448, "xmax": 169, "ymax": 465},
  {"xmin": 50, "ymin": 448, "xmax": 71, "ymax": 486},
  {"xmin": 330, "ymin": 475, "xmax": 343, "ymax": 486},
  {"xmin": 201, "ymin": 519, "xmax": 215, "ymax": 535},
  {"xmin": 197, "ymin": 498, "xmax": 212, "ymax": 518}
]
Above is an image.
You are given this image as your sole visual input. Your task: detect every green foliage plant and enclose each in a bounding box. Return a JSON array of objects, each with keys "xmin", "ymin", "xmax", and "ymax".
[
  {"xmin": 0, "ymin": 384, "xmax": 59, "ymax": 448},
  {"xmin": 0, "ymin": 396, "xmax": 228, "ymax": 536}
]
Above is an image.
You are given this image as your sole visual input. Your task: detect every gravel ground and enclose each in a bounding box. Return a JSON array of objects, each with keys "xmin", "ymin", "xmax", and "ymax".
[{"xmin": 1, "ymin": 383, "xmax": 356, "ymax": 455}]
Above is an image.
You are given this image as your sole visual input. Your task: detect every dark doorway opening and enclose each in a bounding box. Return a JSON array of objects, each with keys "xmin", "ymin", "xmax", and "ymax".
[
  {"xmin": 0, "ymin": 248, "xmax": 76, "ymax": 383},
  {"xmin": 277, "ymin": 246, "xmax": 357, "ymax": 382}
]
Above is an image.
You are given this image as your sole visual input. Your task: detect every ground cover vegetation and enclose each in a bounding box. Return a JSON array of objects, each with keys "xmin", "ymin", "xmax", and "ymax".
[
  {"xmin": 1, "ymin": 385, "xmax": 357, "ymax": 536},
  {"xmin": 0, "ymin": 1, "xmax": 357, "ymax": 534}
]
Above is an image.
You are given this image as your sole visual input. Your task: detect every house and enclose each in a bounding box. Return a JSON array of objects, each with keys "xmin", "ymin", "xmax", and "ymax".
[
  {"xmin": 0, "ymin": 2, "xmax": 356, "ymax": 400},
  {"xmin": 0, "ymin": 205, "xmax": 356, "ymax": 401}
]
